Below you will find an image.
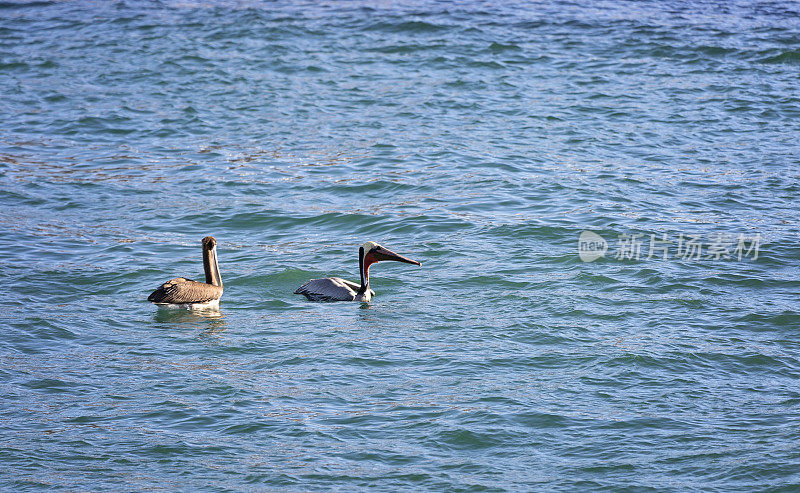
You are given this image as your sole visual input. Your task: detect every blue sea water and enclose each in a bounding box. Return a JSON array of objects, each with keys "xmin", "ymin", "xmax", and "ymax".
[{"xmin": 1, "ymin": 0, "xmax": 799, "ymax": 490}]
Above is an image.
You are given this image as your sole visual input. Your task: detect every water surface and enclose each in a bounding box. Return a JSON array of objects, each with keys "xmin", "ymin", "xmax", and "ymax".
[{"xmin": 1, "ymin": 1, "xmax": 799, "ymax": 490}]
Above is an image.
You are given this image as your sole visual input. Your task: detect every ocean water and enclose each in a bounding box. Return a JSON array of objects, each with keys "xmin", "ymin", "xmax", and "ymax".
[{"xmin": 1, "ymin": 0, "xmax": 799, "ymax": 490}]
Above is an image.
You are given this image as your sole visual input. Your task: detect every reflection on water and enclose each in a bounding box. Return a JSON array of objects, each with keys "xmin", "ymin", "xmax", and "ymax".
[{"xmin": 152, "ymin": 305, "xmax": 227, "ymax": 336}]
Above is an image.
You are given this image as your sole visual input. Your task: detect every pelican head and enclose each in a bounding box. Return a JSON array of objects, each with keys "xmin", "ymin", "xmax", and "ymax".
[
  {"xmin": 202, "ymin": 236, "xmax": 217, "ymax": 251},
  {"xmin": 360, "ymin": 241, "xmax": 421, "ymax": 268},
  {"xmin": 357, "ymin": 241, "xmax": 420, "ymax": 300}
]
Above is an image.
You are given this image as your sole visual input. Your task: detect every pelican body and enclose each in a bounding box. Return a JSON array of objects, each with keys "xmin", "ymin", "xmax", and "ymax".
[
  {"xmin": 148, "ymin": 236, "xmax": 223, "ymax": 309},
  {"xmin": 295, "ymin": 241, "xmax": 420, "ymax": 302}
]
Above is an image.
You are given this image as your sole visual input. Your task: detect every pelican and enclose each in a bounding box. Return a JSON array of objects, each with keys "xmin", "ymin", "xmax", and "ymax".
[
  {"xmin": 295, "ymin": 241, "xmax": 420, "ymax": 302},
  {"xmin": 148, "ymin": 236, "xmax": 223, "ymax": 309}
]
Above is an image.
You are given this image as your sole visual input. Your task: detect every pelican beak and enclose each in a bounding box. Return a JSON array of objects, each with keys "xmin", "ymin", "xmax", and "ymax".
[{"xmin": 374, "ymin": 246, "xmax": 421, "ymax": 266}]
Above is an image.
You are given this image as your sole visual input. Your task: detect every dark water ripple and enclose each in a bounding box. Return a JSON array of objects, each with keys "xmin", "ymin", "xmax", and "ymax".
[{"xmin": 1, "ymin": 0, "xmax": 800, "ymax": 491}]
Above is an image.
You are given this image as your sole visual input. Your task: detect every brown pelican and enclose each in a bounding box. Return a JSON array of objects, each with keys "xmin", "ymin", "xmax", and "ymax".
[
  {"xmin": 295, "ymin": 241, "xmax": 420, "ymax": 302},
  {"xmin": 148, "ymin": 236, "xmax": 223, "ymax": 309}
]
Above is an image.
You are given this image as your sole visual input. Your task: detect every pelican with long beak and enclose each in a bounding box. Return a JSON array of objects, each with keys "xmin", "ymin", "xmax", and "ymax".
[
  {"xmin": 148, "ymin": 236, "xmax": 224, "ymax": 309},
  {"xmin": 295, "ymin": 241, "xmax": 420, "ymax": 302}
]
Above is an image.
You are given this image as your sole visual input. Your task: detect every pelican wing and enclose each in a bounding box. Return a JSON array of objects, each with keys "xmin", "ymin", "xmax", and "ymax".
[
  {"xmin": 340, "ymin": 279, "xmax": 375, "ymax": 297},
  {"xmin": 148, "ymin": 277, "xmax": 223, "ymax": 304},
  {"xmin": 294, "ymin": 277, "xmax": 363, "ymax": 302}
]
